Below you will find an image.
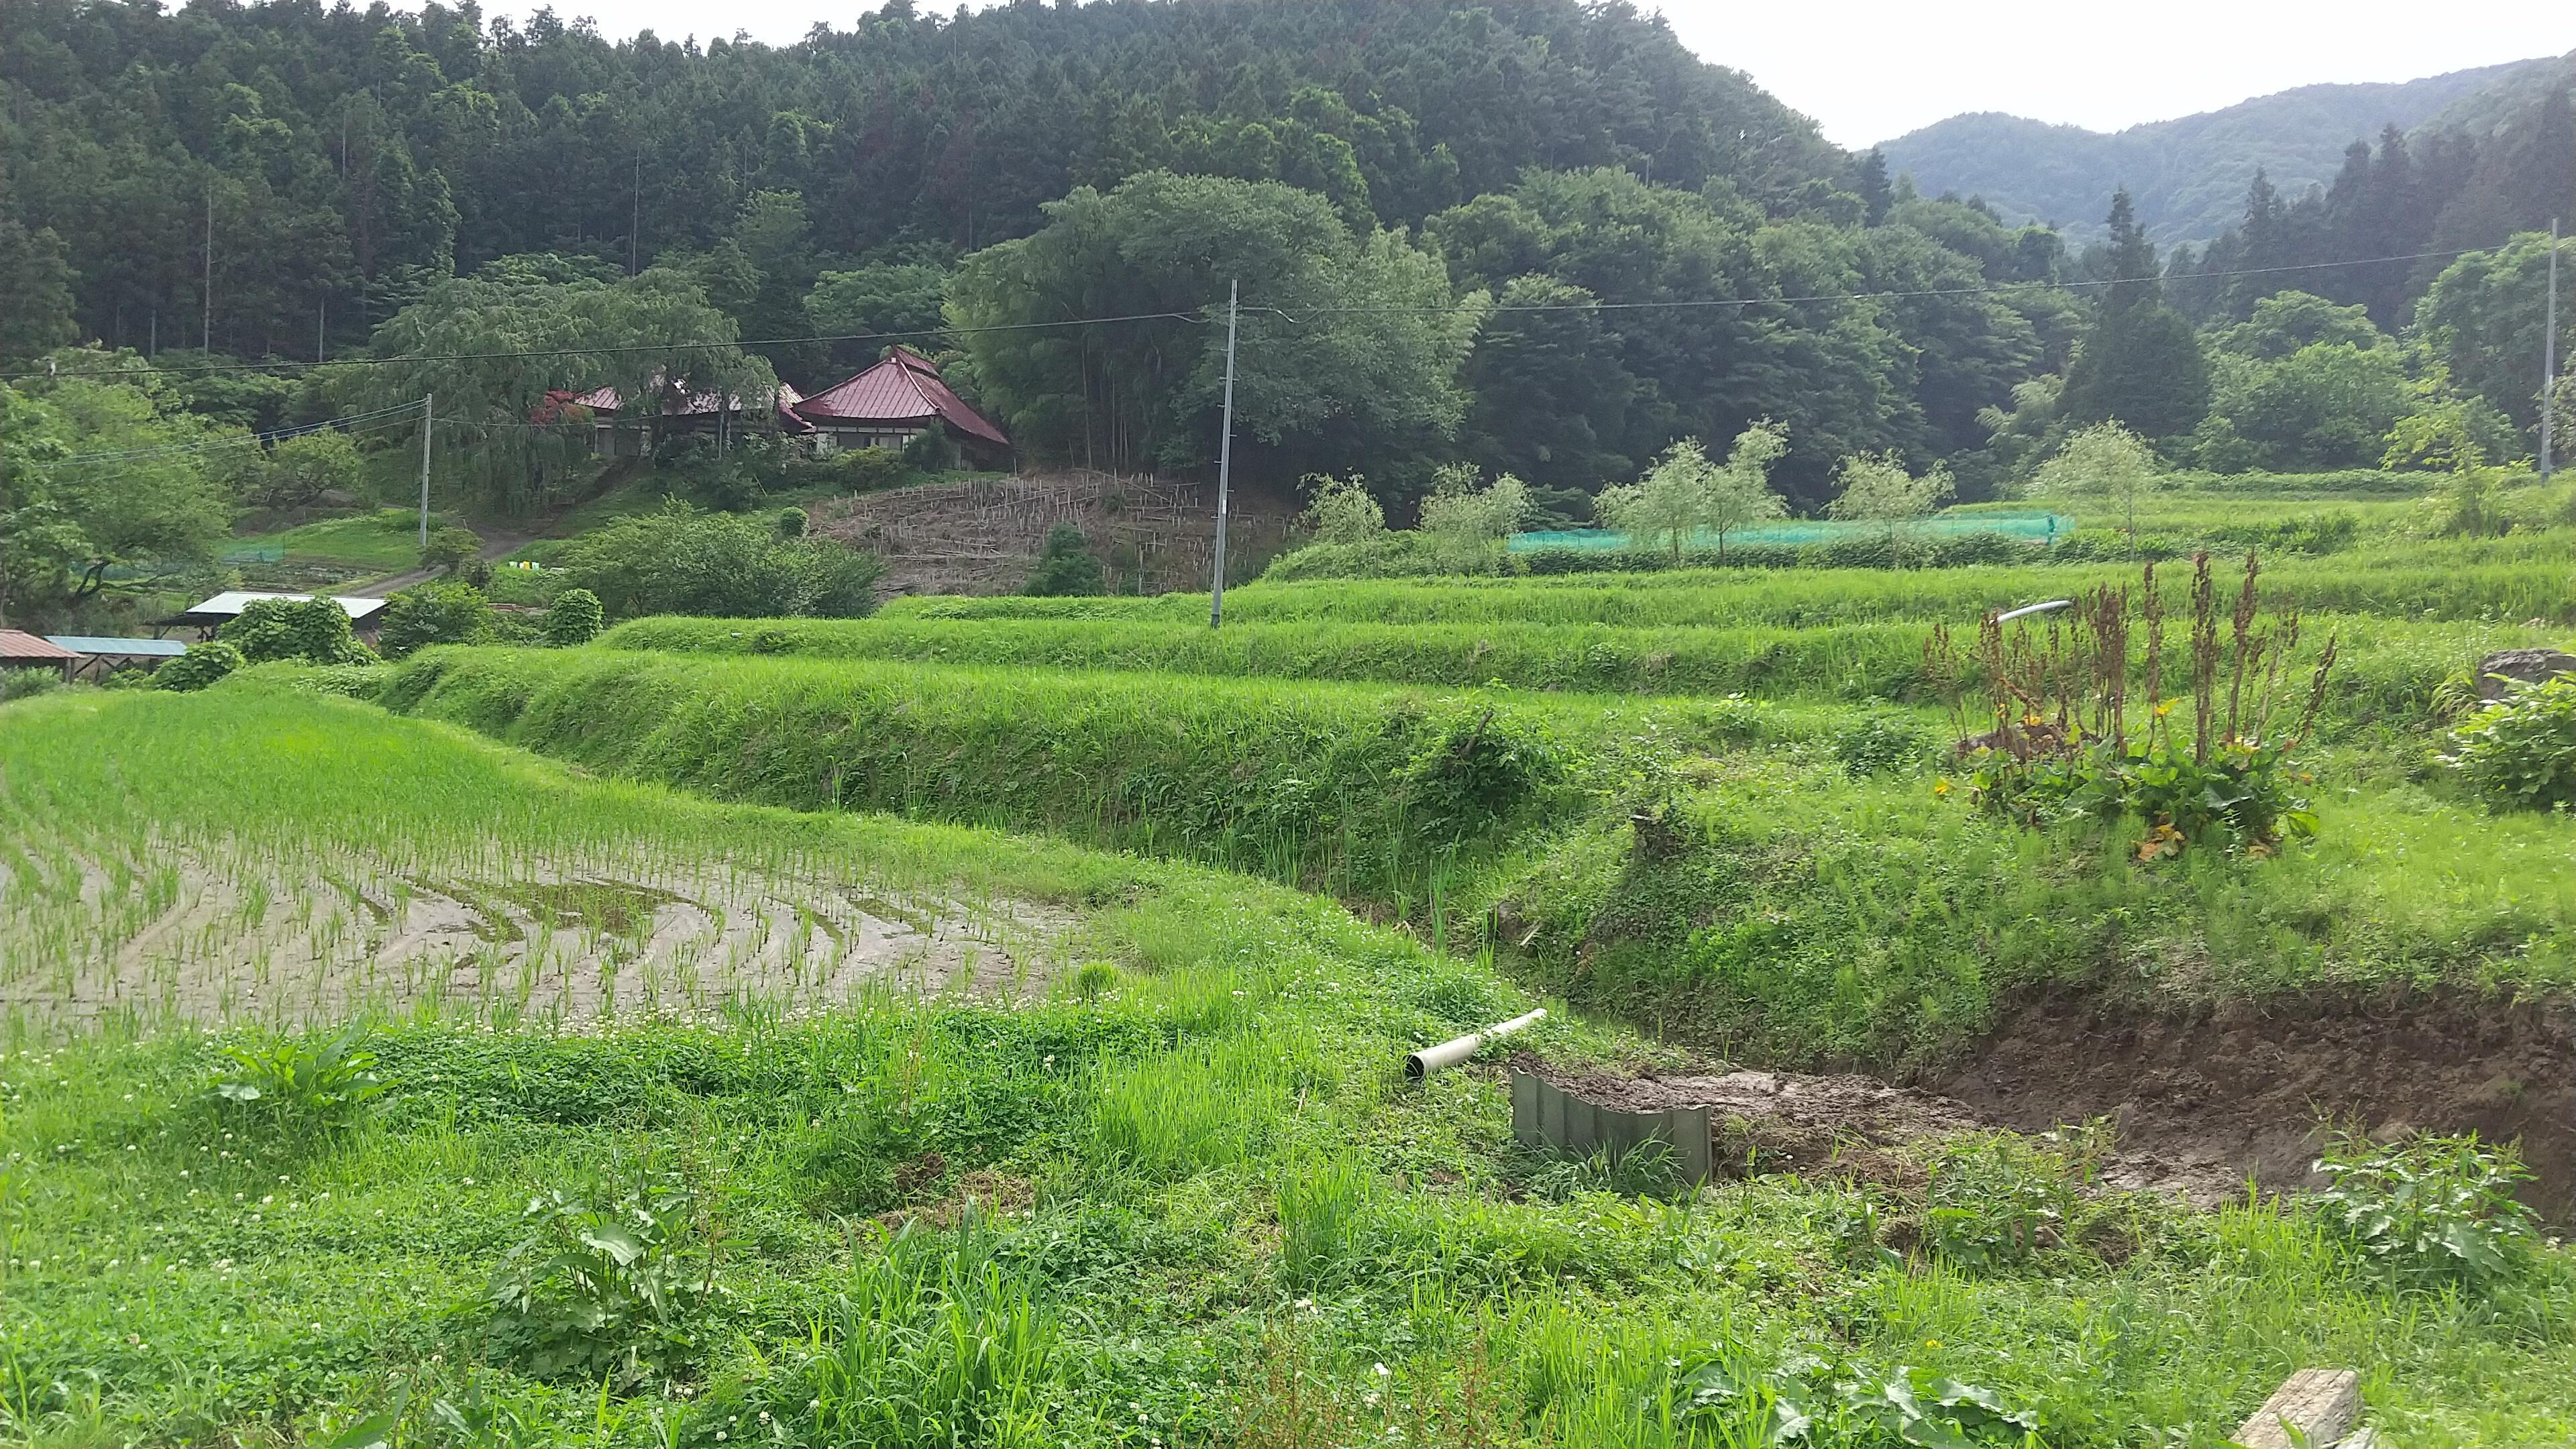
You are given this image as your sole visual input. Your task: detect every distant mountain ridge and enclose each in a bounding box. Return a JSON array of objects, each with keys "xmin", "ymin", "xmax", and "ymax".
[{"xmin": 1878, "ymin": 61, "xmax": 2546, "ymax": 249}]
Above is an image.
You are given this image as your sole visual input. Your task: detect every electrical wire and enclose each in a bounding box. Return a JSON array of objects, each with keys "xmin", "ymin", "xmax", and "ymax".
[
  {"xmin": 5, "ymin": 309, "xmax": 1208, "ymax": 382},
  {"xmin": 1, "ymin": 243, "xmax": 2501, "ymax": 384},
  {"xmin": 25, "ymin": 398, "xmax": 429, "ymax": 470}
]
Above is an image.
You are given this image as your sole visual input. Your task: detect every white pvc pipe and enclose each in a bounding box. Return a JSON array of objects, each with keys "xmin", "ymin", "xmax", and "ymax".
[
  {"xmin": 1995, "ymin": 599, "xmax": 2072, "ymax": 623},
  {"xmin": 1406, "ymin": 1008, "xmax": 1546, "ymax": 1079}
]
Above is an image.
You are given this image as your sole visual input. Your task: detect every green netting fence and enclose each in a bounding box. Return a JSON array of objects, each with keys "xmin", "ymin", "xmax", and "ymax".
[{"xmin": 1508, "ymin": 511, "xmax": 2075, "ymax": 553}]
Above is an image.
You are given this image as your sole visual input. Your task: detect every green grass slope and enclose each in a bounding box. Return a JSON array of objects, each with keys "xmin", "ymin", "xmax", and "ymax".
[{"xmin": 1, "ymin": 688, "xmax": 2571, "ymax": 1445}]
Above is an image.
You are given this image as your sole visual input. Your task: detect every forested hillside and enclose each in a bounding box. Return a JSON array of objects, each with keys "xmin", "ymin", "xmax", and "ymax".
[
  {"xmin": 1880, "ymin": 61, "xmax": 2540, "ymax": 248},
  {"xmin": 3, "ymin": 0, "xmax": 2573, "ymax": 632}
]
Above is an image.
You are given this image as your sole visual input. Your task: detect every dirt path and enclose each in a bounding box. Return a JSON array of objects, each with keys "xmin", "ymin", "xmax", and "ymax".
[{"xmin": 347, "ymin": 526, "xmax": 530, "ymax": 596}]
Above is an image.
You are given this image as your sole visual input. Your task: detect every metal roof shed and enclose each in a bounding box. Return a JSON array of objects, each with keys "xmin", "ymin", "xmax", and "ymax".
[
  {"xmin": 45, "ymin": 636, "xmax": 189, "ymax": 682},
  {"xmin": 0, "ymin": 630, "xmax": 82, "ymax": 681},
  {"xmin": 160, "ymin": 592, "xmax": 387, "ymax": 632}
]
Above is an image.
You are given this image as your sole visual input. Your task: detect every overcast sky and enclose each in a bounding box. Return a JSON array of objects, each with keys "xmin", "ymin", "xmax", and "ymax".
[{"xmin": 482, "ymin": 0, "xmax": 2573, "ymax": 148}]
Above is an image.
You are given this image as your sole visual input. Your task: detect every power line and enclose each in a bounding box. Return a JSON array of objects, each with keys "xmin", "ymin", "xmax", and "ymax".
[
  {"xmin": 1253, "ymin": 247, "xmax": 2491, "ymax": 322},
  {"xmin": 0, "ymin": 242, "xmax": 2496, "ymax": 385},
  {"xmin": 5, "ymin": 309, "xmax": 1208, "ymax": 382},
  {"xmin": 26, "ymin": 398, "xmax": 429, "ymax": 470}
]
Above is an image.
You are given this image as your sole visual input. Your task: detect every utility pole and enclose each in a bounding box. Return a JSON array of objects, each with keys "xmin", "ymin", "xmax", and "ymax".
[
  {"xmin": 1209, "ymin": 280, "xmax": 1239, "ymax": 629},
  {"xmin": 2544, "ymin": 218, "xmax": 2560, "ymax": 482},
  {"xmin": 318, "ymin": 295, "xmax": 327, "ymax": 364},
  {"xmin": 630, "ymin": 150, "xmax": 643, "ymax": 276},
  {"xmin": 203, "ymin": 186, "xmax": 213, "ymax": 353},
  {"xmin": 419, "ymin": 392, "xmax": 434, "ymax": 550}
]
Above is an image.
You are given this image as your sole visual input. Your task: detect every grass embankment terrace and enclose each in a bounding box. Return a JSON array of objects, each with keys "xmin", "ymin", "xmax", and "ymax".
[
  {"xmin": 3, "ymin": 688, "xmax": 2572, "ymax": 1446},
  {"xmin": 597, "ymin": 612, "xmax": 2548, "ymax": 729},
  {"xmin": 364, "ymin": 637, "xmax": 2576, "ymax": 1073},
  {"xmin": 883, "ymin": 546, "xmax": 2576, "ymax": 629},
  {"xmin": 377, "ymin": 645, "xmax": 1785, "ymax": 908}
]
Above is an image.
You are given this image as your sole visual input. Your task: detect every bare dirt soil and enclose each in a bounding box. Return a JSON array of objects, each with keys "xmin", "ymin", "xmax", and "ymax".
[
  {"xmin": 1935, "ymin": 990, "xmax": 2576, "ymax": 1216},
  {"xmin": 811, "ymin": 470, "xmax": 1296, "ymax": 596},
  {"xmin": 1516, "ymin": 1055, "xmax": 2244, "ymax": 1203},
  {"xmin": 1519, "ymin": 986, "xmax": 2576, "ymax": 1214}
]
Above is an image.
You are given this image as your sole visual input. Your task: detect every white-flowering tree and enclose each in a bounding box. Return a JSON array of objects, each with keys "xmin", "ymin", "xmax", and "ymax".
[
  {"xmin": 1595, "ymin": 440, "xmax": 1711, "ymax": 562},
  {"xmin": 2027, "ymin": 423, "xmax": 2162, "ymax": 554},
  {"xmin": 1826, "ymin": 451, "xmax": 1956, "ymax": 543},
  {"xmin": 1702, "ymin": 419, "xmax": 1791, "ymax": 563},
  {"xmin": 1417, "ymin": 462, "xmax": 1532, "ymax": 566},
  {"xmin": 1598, "ymin": 422, "xmax": 1791, "ymax": 564}
]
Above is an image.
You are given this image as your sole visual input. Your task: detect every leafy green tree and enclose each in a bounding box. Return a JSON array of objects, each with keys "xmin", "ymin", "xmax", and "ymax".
[
  {"xmin": 2208, "ymin": 291, "xmax": 2385, "ymax": 361},
  {"xmin": 804, "ymin": 264, "xmax": 952, "ymax": 372},
  {"xmin": 1453, "ymin": 274, "xmax": 1638, "ymax": 495},
  {"xmin": 154, "ymin": 641, "xmax": 247, "ymax": 692},
  {"xmin": 0, "ymin": 377, "xmax": 232, "ymax": 626},
  {"xmin": 360, "ymin": 263, "xmax": 772, "ymax": 514},
  {"xmin": 376, "ymin": 582, "xmax": 495, "ymax": 657},
  {"xmin": 1826, "ymin": 452, "xmax": 1955, "ymax": 542},
  {"xmin": 1415, "ymin": 464, "xmax": 1532, "ymax": 566},
  {"xmin": 1599, "ymin": 423, "xmax": 1790, "ymax": 563},
  {"xmin": 1594, "ymin": 443, "xmax": 1711, "ymax": 563},
  {"xmin": 254, "ymin": 431, "xmax": 366, "ymax": 508},
  {"xmin": 2196, "ymin": 343, "xmax": 2410, "ymax": 472},
  {"xmin": 2416, "ymin": 232, "xmax": 2576, "ymax": 445},
  {"xmin": 950, "ymin": 172, "xmax": 1483, "ymax": 491},
  {"xmin": 542, "ymin": 588, "xmax": 605, "ymax": 646},
  {"xmin": 1023, "ymin": 525, "xmax": 1108, "ymax": 597},
  {"xmin": 1702, "ymin": 421, "xmax": 1794, "ymax": 560}
]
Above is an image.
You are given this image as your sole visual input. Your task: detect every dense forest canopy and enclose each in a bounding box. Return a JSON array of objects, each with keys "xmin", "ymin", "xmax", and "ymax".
[{"xmin": 2, "ymin": 0, "xmax": 2571, "ymax": 540}]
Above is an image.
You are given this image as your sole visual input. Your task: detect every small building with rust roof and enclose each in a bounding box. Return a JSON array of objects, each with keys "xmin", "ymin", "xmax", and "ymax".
[{"xmin": 793, "ymin": 347, "xmax": 1012, "ymax": 470}]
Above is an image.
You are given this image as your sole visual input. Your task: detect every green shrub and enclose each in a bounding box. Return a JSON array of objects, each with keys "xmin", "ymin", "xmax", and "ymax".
[
  {"xmin": 1834, "ymin": 710, "xmax": 1930, "ymax": 775},
  {"xmin": 541, "ymin": 588, "xmax": 605, "ymax": 646},
  {"xmin": 1022, "ymin": 523, "xmax": 1106, "ymax": 596},
  {"xmin": 421, "ymin": 524, "xmax": 484, "ymax": 575},
  {"xmin": 209, "ymin": 1024, "xmax": 386, "ymax": 1130},
  {"xmin": 218, "ymin": 597, "xmax": 374, "ymax": 665},
  {"xmin": 2444, "ymin": 675, "xmax": 2576, "ymax": 810},
  {"xmin": 486, "ymin": 1168, "xmax": 710, "ymax": 1383},
  {"xmin": 155, "ymin": 640, "xmax": 247, "ymax": 691},
  {"xmin": 0, "ymin": 668, "xmax": 63, "ymax": 702},
  {"xmin": 2312, "ymin": 1132, "xmax": 2539, "ymax": 1289},
  {"xmin": 376, "ymin": 581, "xmax": 495, "ymax": 658},
  {"xmin": 555, "ymin": 502, "xmax": 882, "ymax": 619}
]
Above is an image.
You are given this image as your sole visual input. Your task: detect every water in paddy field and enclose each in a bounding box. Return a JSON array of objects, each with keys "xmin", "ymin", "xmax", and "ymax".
[{"xmin": 0, "ymin": 826, "xmax": 1075, "ymax": 1034}]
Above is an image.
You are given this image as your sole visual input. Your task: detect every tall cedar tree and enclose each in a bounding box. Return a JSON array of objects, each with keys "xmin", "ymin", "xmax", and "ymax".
[{"xmin": 2061, "ymin": 190, "xmax": 2210, "ymax": 439}]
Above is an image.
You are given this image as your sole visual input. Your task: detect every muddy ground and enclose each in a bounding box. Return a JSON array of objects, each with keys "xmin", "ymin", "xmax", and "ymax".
[
  {"xmin": 1519, "ymin": 989, "xmax": 2576, "ymax": 1214},
  {"xmin": 1937, "ymin": 990, "xmax": 2576, "ymax": 1216}
]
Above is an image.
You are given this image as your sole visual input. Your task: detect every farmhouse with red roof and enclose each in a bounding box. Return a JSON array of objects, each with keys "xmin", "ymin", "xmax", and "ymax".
[{"xmin": 792, "ymin": 347, "xmax": 1012, "ymax": 470}]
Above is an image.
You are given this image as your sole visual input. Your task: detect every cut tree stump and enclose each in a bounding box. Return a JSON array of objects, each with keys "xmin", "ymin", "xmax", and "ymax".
[{"xmin": 2233, "ymin": 1368, "xmax": 2360, "ymax": 1448}]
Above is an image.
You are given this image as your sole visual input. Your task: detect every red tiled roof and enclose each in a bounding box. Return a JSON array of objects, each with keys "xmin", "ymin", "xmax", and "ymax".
[
  {"xmin": 0, "ymin": 629, "xmax": 80, "ymax": 662},
  {"xmin": 796, "ymin": 347, "xmax": 1010, "ymax": 449},
  {"xmin": 551, "ymin": 377, "xmax": 804, "ymax": 419}
]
